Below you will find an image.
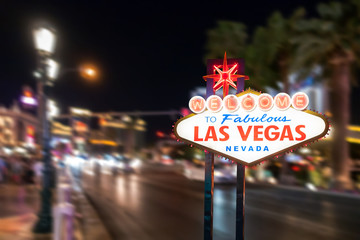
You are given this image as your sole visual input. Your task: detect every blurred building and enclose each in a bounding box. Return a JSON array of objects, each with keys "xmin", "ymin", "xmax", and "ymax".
[
  {"xmin": 88, "ymin": 129, "xmax": 119, "ymax": 155},
  {"xmin": 0, "ymin": 102, "xmax": 39, "ymax": 156},
  {"xmin": 69, "ymin": 107, "xmax": 91, "ymax": 154},
  {"xmin": 51, "ymin": 121, "xmax": 72, "ymax": 146},
  {"xmin": 89, "ymin": 116, "xmax": 146, "ymax": 156},
  {"xmin": 49, "ymin": 108, "xmax": 148, "ymax": 157}
]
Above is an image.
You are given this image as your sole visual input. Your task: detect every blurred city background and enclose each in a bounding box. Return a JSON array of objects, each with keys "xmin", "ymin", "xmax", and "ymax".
[{"xmin": 0, "ymin": 0, "xmax": 359, "ymax": 240}]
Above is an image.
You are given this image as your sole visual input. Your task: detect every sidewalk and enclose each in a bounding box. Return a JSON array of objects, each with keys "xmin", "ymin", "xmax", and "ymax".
[
  {"xmin": 0, "ymin": 172, "xmax": 111, "ymax": 240},
  {"xmin": 68, "ymin": 170, "xmax": 112, "ymax": 240},
  {"xmin": 0, "ymin": 184, "xmax": 50, "ymax": 240}
]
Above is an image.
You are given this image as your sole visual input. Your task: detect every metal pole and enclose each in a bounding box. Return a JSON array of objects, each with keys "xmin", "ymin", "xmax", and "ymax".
[
  {"xmin": 236, "ymin": 77, "xmax": 245, "ymax": 240},
  {"xmin": 204, "ymin": 151, "xmax": 214, "ymax": 240},
  {"xmin": 236, "ymin": 164, "xmax": 245, "ymax": 240},
  {"xmin": 33, "ymin": 55, "xmax": 53, "ymax": 233},
  {"xmin": 37, "ymin": 81, "xmax": 44, "ymax": 146},
  {"xmin": 204, "ymin": 76, "xmax": 215, "ymax": 240}
]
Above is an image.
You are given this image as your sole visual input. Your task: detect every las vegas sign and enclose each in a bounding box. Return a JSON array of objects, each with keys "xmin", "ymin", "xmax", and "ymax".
[{"xmin": 174, "ymin": 89, "xmax": 329, "ymax": 166}]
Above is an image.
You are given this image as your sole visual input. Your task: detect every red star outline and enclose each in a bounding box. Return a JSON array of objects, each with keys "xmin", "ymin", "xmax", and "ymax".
[{"xmin": 203, "ymin": 52, "xmax": 249, "ymax": 93}]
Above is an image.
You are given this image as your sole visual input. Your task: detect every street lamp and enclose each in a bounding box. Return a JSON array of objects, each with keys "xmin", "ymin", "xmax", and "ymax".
[
  {"xmin": 32, "ymin": 25, "xmax": 57, "ymax": 233},
  {"xmin": 47, "ymin": 63, "xmax": 98, "ymax": 82},
  {"xmin": 33, "ymin": 27, "xmax": 56, "ymax": 55},
  {"xmin": 46, "ymin": 58, "xmax": 60, "ymax": 82},
  {"xmin": 79, "ymin": 63, "xmax": 98, "ymax": 81}
]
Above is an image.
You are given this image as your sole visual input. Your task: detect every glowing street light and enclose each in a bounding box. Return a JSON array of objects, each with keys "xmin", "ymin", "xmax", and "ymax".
[
  {"xmin": 46, "ymin": 58, "xmax": 60, "ymax": 81},
  {"xmin": 48, "ymin": 99, "xmax": 60, "ymax": 120},
  {"xmin": 33, "ymin": 26, "xmax": 56, "ymax": 55},
  {"xmin": 80, "ymin": 64, "xmax": 98, "ymax": 80},
  {"xmin": 85, "ymin": 68, "xmax": 95, "ymax": 77}
]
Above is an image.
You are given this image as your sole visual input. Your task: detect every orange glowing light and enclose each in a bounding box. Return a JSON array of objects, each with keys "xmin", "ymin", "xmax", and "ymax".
[
  {"xmin": 203, "ymin": 52, "xmax": 249, "ymax": 96},
  {"xmin": 80, "ymin": 64, "xmax": 98, "ymax": 80},
  {"xmin": 24, "ymin": 90, "xmax": 32, "ymax": 98},
  {"xmin": 156, "ymin": 131, "xmax": 165, "ymax": 138},
  {"xmin": 74, "ymin": 120, "xmax": 88, "ymax": 132},
  {"xmin": 27, "ymin": 125, "xmax": 35, "ymax": 136},
  {"xmin": 99, "ymin": 118, "xmax": 107, "ymax": 126}
]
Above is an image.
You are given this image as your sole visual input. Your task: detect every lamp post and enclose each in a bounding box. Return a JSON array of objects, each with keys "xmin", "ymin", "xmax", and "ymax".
[{"xmin": 32, "ymin": 25, "xmax": 57, "ymax": 233}]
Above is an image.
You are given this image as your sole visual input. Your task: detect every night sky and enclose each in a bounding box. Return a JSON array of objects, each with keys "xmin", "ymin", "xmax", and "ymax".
[{"xmin": 2, "ymin": 0, "xmax": 358, "ymax": 139}]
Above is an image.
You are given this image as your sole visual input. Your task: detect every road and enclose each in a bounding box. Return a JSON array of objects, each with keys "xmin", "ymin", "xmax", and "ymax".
[{"xmin": 80, "ymin": 163, "xmax": 360, "ymax": 240}]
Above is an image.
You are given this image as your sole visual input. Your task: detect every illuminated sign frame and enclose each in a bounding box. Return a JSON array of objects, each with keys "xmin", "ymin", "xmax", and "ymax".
[{"xmin": 174, "ymin": 89, "xmax": 329, "ymax": 166}]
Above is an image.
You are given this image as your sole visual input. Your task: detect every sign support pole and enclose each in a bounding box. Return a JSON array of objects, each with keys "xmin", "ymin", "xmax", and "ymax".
[
  {"xmin": 236, "ymin": 164, "xmax": 245, "ymax": 240},
  {"xmin": 236, "ymin": 77, "xmax": 245, "ymax": 240},
  {"xmin": 204, "ymin": 77, "xmax": 215, "ymax": 240}
]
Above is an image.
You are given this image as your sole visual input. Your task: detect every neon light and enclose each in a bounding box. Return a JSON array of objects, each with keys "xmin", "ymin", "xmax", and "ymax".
[
  {"xmin": 20, "ymin": 96, "xmax": 37, "ymax": 106},
  {"xmin": 206, "ymin": 95, "xmax": 223, "ymax": 113},
  {"xmin": 274, "ymin": 93, "xmax": 291, "ymax": 110},
  {"xmin": 189, "ymin": 96, "xmax": 206, "ymax": 113},
  {"xmin": 188, "ymin": 92, "xmax": 309, "ymax": 113},
  {"xmin": 223, "ymin": 95, "xmax": 239, "ymax": 112},
  {"xmin": 203, "ymin": 52, "xmax": 249, "ymax": 94},
  {"xmin": 240, "ymin": 95, "xmax": 256, "ymax": 111},
  {"xmin": 258, "ymin": 94, "xmax": 273, "ymax": 111},
  {"xmin": 292, "ymin": 92, "xmax": 309, "ymax": 110}
]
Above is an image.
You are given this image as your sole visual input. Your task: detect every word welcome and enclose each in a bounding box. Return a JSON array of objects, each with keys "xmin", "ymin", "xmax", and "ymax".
[{"xmin": 189, "ymin": 92, "xmax": 309, "ymax": 113}]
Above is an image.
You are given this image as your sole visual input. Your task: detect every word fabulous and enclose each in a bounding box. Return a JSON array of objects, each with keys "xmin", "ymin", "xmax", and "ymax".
[{"xmin": 189, "ymin": 92, "xmax": 309, "ymax": 114}]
